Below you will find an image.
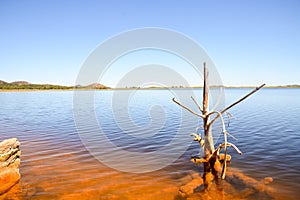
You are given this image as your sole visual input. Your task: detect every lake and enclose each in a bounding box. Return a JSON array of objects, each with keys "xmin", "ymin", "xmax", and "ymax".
[{"xmin": 0, "ymin": 88, "xmax": 299, "ymax": 199}]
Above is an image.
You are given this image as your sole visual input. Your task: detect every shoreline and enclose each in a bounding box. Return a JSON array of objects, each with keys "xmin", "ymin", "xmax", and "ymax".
[
  {"xmin": 1, "ymin": 86, "xmax": 300, "ymax": 92},
  {"xmin": 0, "ymin": 89, "xmax": 75, "ymax": 92}
]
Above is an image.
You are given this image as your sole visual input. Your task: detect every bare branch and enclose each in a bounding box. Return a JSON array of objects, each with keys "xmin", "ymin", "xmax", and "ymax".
[
  {"xmin": 210, "ymin": 84, "xmax": 265, "ymax": 125},
  {"xmin": 221, "ymin": 130, "xmax": 228, "ymax": 179},
  {"xmin": 207, "ymin": 111, "xmax": 226, "ymax": 133},
  {"xmin": 190, "ymin": 133, "xmax": 205, "ymax": 146},
  {"xmin": 227, "ymin": 131, "xmax": 238, "ymax": 141},
  {"xmin": 172, "ymin": 98, "xmax": 204, "ymax": 118},
  {"xmin": 222, "ymin": 84, "xmax": 265, "ymax": 112},
  {"xmin": 191, "ymin": 157, "xmax": 207, "ymax": 163},
  {"xmin": 191, "ymin": 96, "xmax": 203, "ymax": 112},
  {"xmin": 190, "ymin": 133, "xmax": 198, "ymax": 138},
  {"xmin": 216, "ymin": 142, "xmax": 243, "ymax": 155},
  {"xmin": 225, "ymin": 112, "xmax": 234, "ymax": 127}
]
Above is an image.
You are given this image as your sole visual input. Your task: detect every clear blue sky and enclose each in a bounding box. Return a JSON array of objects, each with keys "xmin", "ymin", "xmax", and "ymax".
[{"xmin": 0, "ymin": 0, "xmax": 299, "ymax": 86}]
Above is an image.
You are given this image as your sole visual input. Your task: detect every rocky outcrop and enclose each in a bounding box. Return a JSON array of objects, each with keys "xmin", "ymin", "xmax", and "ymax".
[
  {"xmin": 178, "ymin": 172, "xmax": 204, "ymax": 197},
  {"xmin": 0, "ymin": 138, "xmax": 21, "ymax": 195}
]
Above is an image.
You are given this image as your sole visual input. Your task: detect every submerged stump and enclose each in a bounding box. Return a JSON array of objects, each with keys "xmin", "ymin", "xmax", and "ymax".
[
  {"xmin": 0, "ymin": 138, "xmax": 21, "ymax": 196},
  {"xmin": 173, "ymin": 63, "xmax": 265, "ymax": 189},
  {"xmin": 178, "ymin": 169, "xmax": 274, "ymax": 199}
]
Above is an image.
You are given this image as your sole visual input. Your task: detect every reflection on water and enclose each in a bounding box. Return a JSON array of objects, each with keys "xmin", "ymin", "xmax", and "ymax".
[{"xmin": 0, "ymin": 89, "xmax": 299, "ymax": 199}]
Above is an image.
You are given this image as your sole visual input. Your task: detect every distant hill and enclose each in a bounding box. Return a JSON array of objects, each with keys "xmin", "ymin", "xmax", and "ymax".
[
  {"xmin": 10, "ymin": 81, "xmax": 30, "ymax": 85},
  {"xmin": 74, "ymin": 83, "xmax": 111, "ymax": 90},
  {"xmin": 267, "ymin": 84, "xmax": 300, "ymax": 88},
  {"xmin": 0, "ymin": 80, "xmax": 73, "ymax": 90},
  {"xmin": 0, "ymin": 80, "xmax": 8, "ymax": 85},
  {"xmin": 86, "ymin": 83, "xmax": 111, "ymax": 89},
  {"xmin": 0, "ymin": 80, "xmax": 110, "ymax": 90},
  {"xmin": 283, "ymin": 84, "xmax": 300, "ymax": 88}
]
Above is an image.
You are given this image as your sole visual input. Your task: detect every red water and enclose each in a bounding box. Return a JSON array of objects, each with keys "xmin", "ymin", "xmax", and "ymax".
[
  {"xmin": 1, "ymin": 90, "xmax": 299, "ymax": 199},
  {"xmin": 3, "ymin": 139, "xmax": 295, "ymax": 200}
]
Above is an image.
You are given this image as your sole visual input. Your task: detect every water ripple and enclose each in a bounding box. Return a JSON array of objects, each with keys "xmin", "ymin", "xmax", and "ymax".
[{"xmin": 0, "ymin": 89, "xmax": 299, "ymax": 199}]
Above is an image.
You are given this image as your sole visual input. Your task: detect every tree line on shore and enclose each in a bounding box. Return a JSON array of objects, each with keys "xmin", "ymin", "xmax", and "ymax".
[
  {"xmin": 0, "ymin": 80, "xmax": 110, "ymax": 90},
  {"xmin": 1, "ymin": 80, "xmax": 299, "ymax": 90}
]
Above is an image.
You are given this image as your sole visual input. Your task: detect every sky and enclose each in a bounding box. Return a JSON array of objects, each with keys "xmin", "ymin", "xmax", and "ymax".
[{"xmin": 0, "ymin": 0, "xmax": 299, "ymax": 87}]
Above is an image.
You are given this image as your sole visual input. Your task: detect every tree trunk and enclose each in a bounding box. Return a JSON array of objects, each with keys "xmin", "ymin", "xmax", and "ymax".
[
  {"xmin": 202, "ymin": 63, "xmax": 214, "ymax": 156},
  {"xmin": 202, "ymin": 63, "xmax": 216, "ymax": 187}
]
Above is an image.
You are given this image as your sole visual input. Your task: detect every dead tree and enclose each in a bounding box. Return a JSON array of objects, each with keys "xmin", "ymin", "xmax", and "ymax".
[{"xmin": 173, "ymin": 63, "xmax": 265, "ymax": 187}]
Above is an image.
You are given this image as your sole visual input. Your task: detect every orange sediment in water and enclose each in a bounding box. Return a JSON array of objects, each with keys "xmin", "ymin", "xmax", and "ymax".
[{"xmin": 1, "ymin": 140, "xmax": 296, "ymax": 200}]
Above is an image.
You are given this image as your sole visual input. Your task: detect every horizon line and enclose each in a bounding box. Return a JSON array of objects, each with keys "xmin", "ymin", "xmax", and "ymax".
[{"xmin": 1, "ymin": 79, "xmax": 300, "ymax": 89}]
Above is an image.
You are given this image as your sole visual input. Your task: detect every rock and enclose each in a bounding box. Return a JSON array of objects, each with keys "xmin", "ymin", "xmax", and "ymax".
[
  {"xmin": 0, "ymin": 138, "xmax": 21, "ymax": 196},
  {"xmin": 178, "ymin": 173, "xmax": 203, "ymax": 197},
  {"xmin": 226, "ymin": 169, "xmax": 275, "ymax": 196},
  {"xmin": 263, "ymin": 177, "xmax": 273, "ymax": 185}
]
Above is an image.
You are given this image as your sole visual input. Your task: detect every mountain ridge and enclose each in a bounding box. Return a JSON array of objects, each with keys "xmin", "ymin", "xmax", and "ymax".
[{"xmin": 0, "ymin": 80, "xmax": 110, "ymax": 90}]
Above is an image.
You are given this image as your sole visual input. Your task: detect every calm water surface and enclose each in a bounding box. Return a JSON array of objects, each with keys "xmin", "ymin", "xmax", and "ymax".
[{"xmin": 0, "ymin": 88, "xmax": 299, "ymax": 199}]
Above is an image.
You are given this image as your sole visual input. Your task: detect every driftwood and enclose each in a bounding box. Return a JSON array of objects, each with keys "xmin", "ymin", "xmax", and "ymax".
[
  {"xmin": 0, "ymin": 138, "xmax": 21, "ymax": 196},
  {"xmin": 173, "ymin": 63, "xmax": 265, "ymax": 188}
]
